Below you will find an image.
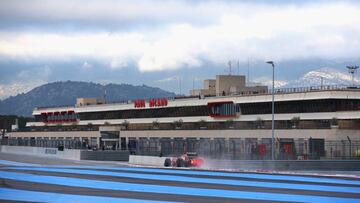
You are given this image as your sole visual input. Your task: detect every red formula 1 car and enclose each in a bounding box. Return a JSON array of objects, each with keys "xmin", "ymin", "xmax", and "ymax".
[{"xmin": 164, "ymin": 152, "xmax": 203, "ymax": 167}]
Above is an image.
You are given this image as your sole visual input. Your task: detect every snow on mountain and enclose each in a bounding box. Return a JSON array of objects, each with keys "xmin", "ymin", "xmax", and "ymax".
[
  {"xmin": 287, "ymin": 67, "xmax": 360, "ymax": 87},
  {"xmin": 253, "ymin": 67, "xmax": 359, "ymax": 89},
  {"xmin": 0, "ymin": 67, "xmax": 358, "ymax": 101}
]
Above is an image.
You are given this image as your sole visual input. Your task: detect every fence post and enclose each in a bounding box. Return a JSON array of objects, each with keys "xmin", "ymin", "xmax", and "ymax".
[{"xmin": 347, "ymin": 136, "xmax": 352, "ymax": 159}]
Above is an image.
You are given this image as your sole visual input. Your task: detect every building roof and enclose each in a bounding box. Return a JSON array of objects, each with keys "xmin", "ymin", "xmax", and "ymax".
[{"xmin": 32, "ymin": 86, "xmax": 360, "ymax": 116}]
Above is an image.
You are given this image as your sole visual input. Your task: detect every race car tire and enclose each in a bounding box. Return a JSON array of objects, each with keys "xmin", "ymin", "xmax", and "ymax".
[
  {"xmin": 184, "ymin": 160, "xmax": 191, "ymax": 167},
  {"xmin": 164, "ymin": 158, "xmax": 171, "ymax": 167},
  {"xmin": 176, "ymin": 158, "xmax": 185, "ymax": 167}
]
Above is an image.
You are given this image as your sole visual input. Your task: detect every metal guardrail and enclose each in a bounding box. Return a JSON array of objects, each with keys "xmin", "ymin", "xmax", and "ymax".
[
  {"xmin": 2, "ymin": 137, "xmax": 360, "ymax": 160},
  {"xmin": 131, "ymin": 138, "xmax": 360, "ymax": 160},
  {"xmin": 269, "ymin": 85, "xmax": 360, "ymax": 94}
]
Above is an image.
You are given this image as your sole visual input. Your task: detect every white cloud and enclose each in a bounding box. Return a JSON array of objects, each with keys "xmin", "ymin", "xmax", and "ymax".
[
  {"xmin": 82, "ymin": 61, "xmax": 92, "ymax": 69},
  {"xmin": 253, "ymin": 77, "xmax": 288, "ymax": 88},
  {"xmin": 155, "ymin": 76, "xmax": 178, "ymax": 83},
  {"xmin": 0, "ymin": 1, "xmax": 359, "ymax": 72}
]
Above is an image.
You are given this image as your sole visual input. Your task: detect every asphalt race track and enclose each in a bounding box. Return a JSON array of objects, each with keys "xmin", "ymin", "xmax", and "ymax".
[{"xmin": 0, "ymin": 153, "xmax": 360, "ymax": 203}]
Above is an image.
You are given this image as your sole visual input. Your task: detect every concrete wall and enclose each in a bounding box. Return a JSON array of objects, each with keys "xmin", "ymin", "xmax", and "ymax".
[
  {"xmin": 190, "ymin": 79, "xmax": 217, "ymax": 96},
  {"xmin": 0, "ymin": 145, "xmax": 81, "ymax": 160},
  {"xmin": 81, "ymin": 150, "xmax": 129, "ymax": 161},
  {"xmin": 242, "ymin": 86, "xmax": 268, "ymax": 94},
  {"xmin": 216, "ymin": 75, "xmax": 246, "ymax": 96},
  {"xmin": 129, "ymin": 155, "xmax": 360, "ymax": 170},
  {"xmin": 190, "ymin": 89, "xmax": 216, "ymax": 96},
  {"xmin": 0, "ymin": 145, "xmax": 130, "ymax": 161},
  {"xmin": 76, "ymin": 97, "xmax": 105, "ymax": 107},
  {"xmin": 204, "ymin": 79, "xmax": 216, "ymax": 90},
  {"xmin": 129, "ymin": 155, "xmax": 167, "ymax": 167}
]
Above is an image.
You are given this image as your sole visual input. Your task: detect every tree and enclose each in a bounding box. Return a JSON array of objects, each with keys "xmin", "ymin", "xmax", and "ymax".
[
  {"xmin": 198, "ymin": 119, "xmax": 207, "ymax": 129},
  {"xmin": 56, "ymin": 123, "xmax": 63, "ymax": 131},
  {"xmin": 87, "ymin": 122, "xmax": 93, "ymax": 131},
  {"xmin": 71, "ymin": 122, "xmax": 77, "ymax": 131},
  {"xmin": 330, "ymin": 117, "xmax": 338, "ymax": 127},
  {"xmin": 173, "ymin": 119, "xmax": 183, "ymax": 129},
  {"xmin": 291, "ymin": 117, "xmax": 300, "ymax": 129},
  {"xmin": 255, "ymin": 117, "xmax": 264, "ymax": 129},
  {"xmin": 0, "ymin": 115, "xmax": 33, "ymax": 131},
  {"xmin": 122, "ymin": 120, "xmax": 130, "ymax": 130},
  {"xmin": 152, "ymin": 120, "xmax": 160, "ymax": 129},
  {"xmin": 225, "ymin": 119, "xmax": 234, "ymax": 129}
]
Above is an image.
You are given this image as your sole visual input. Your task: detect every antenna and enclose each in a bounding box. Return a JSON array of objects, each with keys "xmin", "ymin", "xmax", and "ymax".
[
  {"xmin": 237, "ymin": 60, "xmax": 240, "ymax": 75},
  {"xmin": 320, "ymin": 76, "xmax": 324, "ymax": 89},
  {"xmin": 247, "ymin": 58, "xmax": 250, "ymax": 83},
  {"xmin": 179, "ymin": 77, "xmax": 182, "ymax": 95},
  {"xmin": 227, "ymin": 60, "xmax": 232, "ymax": 75},
  {"xmin": 346, "ymin": 65, "xmax": 359, "ymax": 87}
]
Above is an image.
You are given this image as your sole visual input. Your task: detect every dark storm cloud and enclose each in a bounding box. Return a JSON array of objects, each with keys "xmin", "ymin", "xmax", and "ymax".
[
  {"xmin": 0, "ymin": 0, "xmax": 359, "ymax": 99},
  {"xmin": 2, "ymin": 0, "xmax": 352, "ymax": 31},
  {"xmin": 0, "ymin": 0, "xmax": 220, "ymax": 32}
]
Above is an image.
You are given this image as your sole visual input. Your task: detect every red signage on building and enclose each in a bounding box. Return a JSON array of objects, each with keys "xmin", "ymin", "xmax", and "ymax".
[
  {"xmin": 134, "ymin": 99, "xmax": 146, "ymax": 108},
  {"xmin": 149, "ymin": 98, "xmax": 168, "ymax": 107},
  {"xmin": 42, "ymin": 110, "xmax": 77, "ymax": 123},
  {"xmin": 134, "ymin": 98, "xmax": 168, "ymax": 108}
]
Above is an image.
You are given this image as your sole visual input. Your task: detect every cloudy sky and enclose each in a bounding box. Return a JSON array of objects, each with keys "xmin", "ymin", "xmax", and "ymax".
[{"xmin": 0, "ymin": 0, "xmax": 359, "ymax": 99}]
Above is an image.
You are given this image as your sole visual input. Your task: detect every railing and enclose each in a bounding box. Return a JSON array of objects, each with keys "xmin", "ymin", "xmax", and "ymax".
[
  {"xmin": 14, "ymin": 119, "xmax": 360, "ymax": 132},
  {"xmin": 35, "ymin": 105, "xmax": 75, "ymax": 110},
  {"xmin": 1, "ymin": 138, "xmax": 85, "ymax": 150},
  {"xmin": 34, "ymin": 85, "xmax": 360, "ymax": 111},
  {"xmin": 269, "ymin": 85, "xmax": 360, "ymax": 94}
]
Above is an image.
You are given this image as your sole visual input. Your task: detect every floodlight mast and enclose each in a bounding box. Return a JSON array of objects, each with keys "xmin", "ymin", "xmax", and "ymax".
[
  {"xmin": 266, "ymin": 61, "xmax": 275, "ymax": 160},
  {"xmin": 346, "ymin": 65, "xmax": 359, "ymax": 87}
]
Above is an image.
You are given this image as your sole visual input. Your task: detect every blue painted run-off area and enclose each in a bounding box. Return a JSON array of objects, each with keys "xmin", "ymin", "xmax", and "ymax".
[
  {"xmin": 0, "ymin": 187, "xmax": 176, "ymax": 203},
  {"xmin": 60, "ymin": 164, "xmax": 360, "ymax": 186},
  {"xmin": 8, "ymin": 166, "xmax": 360, "ymax": 194},
  {"xmin": 0, "ymin": 170, "xmax": 359, "ymax": 203}
]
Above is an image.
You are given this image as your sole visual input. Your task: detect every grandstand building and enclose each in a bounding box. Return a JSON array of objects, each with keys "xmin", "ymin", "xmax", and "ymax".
[{"xmin": 6, "ymin": 75, "xmax": 360, "ymax": 159}]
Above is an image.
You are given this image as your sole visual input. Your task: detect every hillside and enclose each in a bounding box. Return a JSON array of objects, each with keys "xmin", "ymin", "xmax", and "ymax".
[{"xmin": 0, "ymin": 81, "xmax": 176, "ymax": 116}]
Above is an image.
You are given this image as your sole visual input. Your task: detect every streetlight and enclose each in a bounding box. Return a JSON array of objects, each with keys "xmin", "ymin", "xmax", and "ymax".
[
  {"xmin": 266, "ymin": 61, "xmax": 275, "ymax": 160},
  {"xmin": 346, "ymin": 65, "xmax": 359, "ymax": 87}
]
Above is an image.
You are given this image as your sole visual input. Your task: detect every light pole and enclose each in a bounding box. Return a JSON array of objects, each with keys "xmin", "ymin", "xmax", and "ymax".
[
  {"xmin": 266, "ymin": 61, "xmax": 275, "ymax": 160},
  {"xmin": 346, "ymin": 65, "xmax": 359, "ymax": 87},
  {"xmin": 178, "ymin": 76, "xmax": 182, "ymax": 95}
]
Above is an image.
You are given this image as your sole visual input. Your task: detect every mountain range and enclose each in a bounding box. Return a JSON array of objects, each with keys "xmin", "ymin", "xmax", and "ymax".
[
  {"xmin": 0, "ymin": 68, "xmax": 359, "ymax": 117},
  {"xmin": 0, "ymin": 81, "xmax": 176, "ymax": 116},
  {"xmin": 255, "ymin": 67, "xmax": 359, "ymax": 88},
  {"xmin": 287, "ymin": 67, "xmax": 359, "ymax": 87}
]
